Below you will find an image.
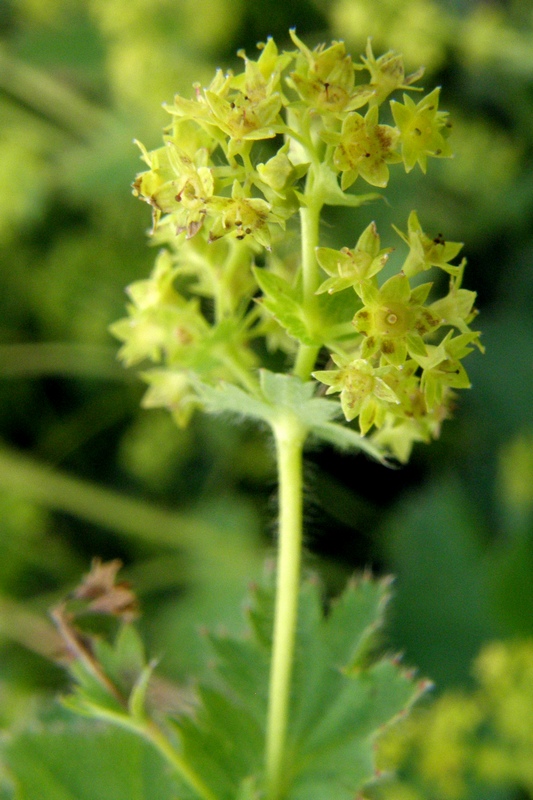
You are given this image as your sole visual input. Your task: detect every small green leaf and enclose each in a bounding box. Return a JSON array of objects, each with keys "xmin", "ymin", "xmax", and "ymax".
[
  {"xmin": 193, "ymin": 379, "xmax": 273, "ymax": 422},
  {"xmin": 254, "ymin": 269, "xmax": 318, "ymax": 345},
  {"xmin": 128, "ymin": 662, "xmax": 156, "ymax": 720},
  {"xmin": 194, "ymin": 371, "xmax": 341, "ymax": 433},
  {"xmin": 260, "ymin": 369, "xmax": 315, "ymax": 407}
]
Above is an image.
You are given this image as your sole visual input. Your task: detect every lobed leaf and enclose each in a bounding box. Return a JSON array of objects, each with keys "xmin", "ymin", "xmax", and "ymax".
[{"xmin": 171, "ymin": 573, "xmax": 428, "ymax": 799}]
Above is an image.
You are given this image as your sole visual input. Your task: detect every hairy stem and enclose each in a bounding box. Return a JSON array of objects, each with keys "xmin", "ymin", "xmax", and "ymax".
[{"xmin": 266, "ymin": 413, "xmax": 307, "ymax": 799}]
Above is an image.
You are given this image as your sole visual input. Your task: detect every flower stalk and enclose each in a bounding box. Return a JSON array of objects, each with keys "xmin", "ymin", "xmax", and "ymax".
[{"xmin": 266, "ymin": 413, "xmax": 307, "ymax": 800}]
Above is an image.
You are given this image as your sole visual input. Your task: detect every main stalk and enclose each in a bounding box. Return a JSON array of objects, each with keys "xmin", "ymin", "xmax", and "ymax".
[{"xmin": 265, "ymin": 414, "xmax": 307, "ymax": 799}]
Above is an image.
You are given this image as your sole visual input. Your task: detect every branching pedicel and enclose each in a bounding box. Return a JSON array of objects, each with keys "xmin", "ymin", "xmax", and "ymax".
[{"xmin": 107, "ymin": 30, "xmax": 482, "ymax": 800}]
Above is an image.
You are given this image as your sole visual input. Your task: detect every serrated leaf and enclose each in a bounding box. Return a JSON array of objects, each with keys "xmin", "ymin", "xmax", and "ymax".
[
  {"xmin": 196, "ymin": 371, "xmax": 386, "ymax": 461},
  {"xmin": 194, "ymin": 371, "xmax": 341, "ymax": 435},
  {"xmin": 193, "ymin": 379, "xmax": 273, "ymax": 422},
  {"xmin": 177, "ymin": 680, "xmax": 265, "ymax": 800},
  {"xmin": 170, "ymin": 573, "xmax": 426, "ymax": 800},
  {"xmin": 66, "ymin": 660, "xmax": 126, "ymax": 718},
  {"xmin": 259, "ymin": 371, "xmax": 340, "ymax": 428},
  {"xmin": 324, "ymin": 575, "xmax": 393, "ymax": 671},
  {"xmin": 285, "ymin": 579, "xmax": 426, "ymax": 800},
  {"xmin": 260, "ymin": 369, "xmax": 315, "ymax": 407},
  {"xmin": 2, "ymin": 721, "xmax": 185, "ymax": 800},
  {"xmin": 254, "ymin": 269, "xmax": 318, "ymax": 345}
]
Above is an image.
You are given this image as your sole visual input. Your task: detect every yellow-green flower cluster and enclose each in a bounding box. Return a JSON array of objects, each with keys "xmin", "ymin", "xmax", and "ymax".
[
  {"xmin": 376, "ymin": 640, "xmax": 533, "ymax": 800},
  {"xmin": 113, "ymin": 30, "xmax": 476, "ymax": 461},
  {"xmin": 314, "ymin": 215, "xmax": 482, "ymax": 462},
  {"xmin": 131, "ymin": 32, "xmax": 451, "ymax": 251}
]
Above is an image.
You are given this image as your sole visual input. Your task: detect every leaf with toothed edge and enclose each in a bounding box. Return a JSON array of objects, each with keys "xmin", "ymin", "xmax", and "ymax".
[
  {"xmin": 13, "ymin": 572, "xmax": 427, "ymax": 800},
  {"xmin": 169, "ymin": 571, "xmax": 430, "ymax": 800},
  {"xmin": 193, "ymin": 370, "xmax": 388, "ymax": 462}
]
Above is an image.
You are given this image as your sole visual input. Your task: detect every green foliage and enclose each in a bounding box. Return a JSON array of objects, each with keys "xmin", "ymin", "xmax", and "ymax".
[
  {"xmin": 3, "ymin": 721, "xmax": 183, "ymax": 800},
  {"xmin": 194, "ymin": 370, "xmax": 386, "ymax": 462},
  {"xmin": 2, "ymin": 570, "xmax": 427, "ymax": 800}
]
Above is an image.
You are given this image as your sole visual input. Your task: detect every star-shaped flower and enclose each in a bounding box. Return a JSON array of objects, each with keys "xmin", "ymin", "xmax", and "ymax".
[
  {"xmin": 393, "ymin": 210, "xmax": 464, "ymax": 277},
  {"xmin": 313, "ymin": 356, "xmax": 400, "ymax": 433},
  {"xmin": 288, "ymin": 29, "xmax": 374, "ymax": 115},
  {"xmin": 357, "ymin": 39, "xmax": 425, "ymax": 106},
  {"xmin": 331, "ymin": 106, "xmax": 401, "ymax": 189},
  {"xmin": 391, "ymin": 87, "xmax": 453, "ymax": 173},
  {"xmin": 316, "ymin": 221, "xmax": 392, "ymax": 294},
  {"xmin": 208, "ymin": 180, "xmax": 284, "ymax": 248},
  {"xmin": 353, "ymin": 272, "xmax": 442, "ymax": 366}
]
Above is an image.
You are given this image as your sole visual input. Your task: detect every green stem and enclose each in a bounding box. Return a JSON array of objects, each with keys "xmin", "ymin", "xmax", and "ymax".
[
  {"xmin": 143, "ymin": 720, "xmax": 218, "ymax": 800},
  {"xmin": 293, "ymin": 169, "xmax": 323, "ymax": 381},
  {"xmin": 293, "ymin": 344, "xmax": 320, "ymax": 382},
  {"xmin": 299, "ymin": 190, "xmax": 322, "ymax": 306},
  {"xmin": 74, "ymin": 702, "xmax": 218, "ymax": 800},
  {"xmin": 266, "ymin": 413, "xmax": 307, "ymax": 800}
]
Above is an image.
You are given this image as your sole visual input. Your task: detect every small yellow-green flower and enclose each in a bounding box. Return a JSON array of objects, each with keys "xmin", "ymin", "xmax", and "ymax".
[
  {"xmin": 394, "ymin": 210, "xmax": 464, "ymax": 277},
  {"xmin": 132, "ymin": 140, "xmax": 215, "ymax": 238},
  {"xmin": 313, "ymin": 356, "xmax": 400, "ymax": 433},
  {"xmin": 429, "ymin": 263, "xmax": 482, "ymax": 337},
  {"xmin": 140, "ymin": 369, "xmax": 198, "ymax": 428},
  {"xmin": 168, "ymin": 41, "xmax": 290, "ymax": 157},
  {"xmin": 372, "ymin": 397, "xmax": 451, "ymax": 463},
  {"xmin": 289, "ymin": 29, "xmax": 373, "ymax": 114},
  {"xmin": 316, "ymin": 221, "xmax": 392, "ymax": 294},
  {"xmin": 109, "ymin": 252, "xmax": 210, "ymax": 367},
  {"xmin": 391, "ymin": 87, "xmax": 453, "ymax": 173},
  {"xmin": 208, "ymin": 180, "xmax": 284, "ymax": 248},
  {"xmin": 353, "ymin": 273, "xmax": 442, "ymax": 366},
  {"xmin": 357, "ymin": 39, "xmax": 425, "ymax": 106},
  {"xmin": 203, "ymin": 90, "xmax": 282, "ymax": 144},
  {"xmin": 416, "ymin": 331, "xmax": 477, "ymax": 410},
  {"xmin": 331, "ymin": 106, "xmax": 400, "ymax": 189}
]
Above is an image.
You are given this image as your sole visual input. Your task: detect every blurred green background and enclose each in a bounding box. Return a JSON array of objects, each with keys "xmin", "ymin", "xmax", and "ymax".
[{"xmin": 1, "ymin": 0, "xmax": 533, "ymax": 760}]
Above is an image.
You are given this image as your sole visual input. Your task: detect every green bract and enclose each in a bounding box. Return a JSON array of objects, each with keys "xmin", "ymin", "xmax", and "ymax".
[{"xmin": 112, "ymin": 30, "xmax": 480, "ymax": 463}]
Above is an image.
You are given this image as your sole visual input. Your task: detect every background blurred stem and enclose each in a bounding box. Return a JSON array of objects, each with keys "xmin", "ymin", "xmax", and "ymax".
[
  {"xmin": 0, "ymin": 45, "xmax": 110, "ymax": 139},
  {"xmin": 0, "ymin": 343, "xmax": 125, "ymax": 379},
  {"xmin": 0, "ymin": 445, "xmax": 225, "ymax": 551}
]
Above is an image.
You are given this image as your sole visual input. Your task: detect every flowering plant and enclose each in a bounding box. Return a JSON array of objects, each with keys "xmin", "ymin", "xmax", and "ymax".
[{"xmin": 47, "ymin": 31, "xmax": 481, "ymax": 800}]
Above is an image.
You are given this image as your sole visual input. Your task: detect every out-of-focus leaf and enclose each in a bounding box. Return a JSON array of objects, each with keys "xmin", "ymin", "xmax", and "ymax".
[
  {"xmin": 174, "ymin": 573, "xmax": 427, "ymax": 800},
  {"xmin": 2, "ymin": 721, "xmax": 184, "ymax": 800}
]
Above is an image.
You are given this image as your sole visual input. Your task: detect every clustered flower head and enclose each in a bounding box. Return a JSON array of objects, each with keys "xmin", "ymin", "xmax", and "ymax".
[
  {"xmin": 314, "ymin": 221, "xmax": 482, "ymax": 462},
  {"xmin": 112, "ymin": 30, "xmax": 480, "ymax": 463}
]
